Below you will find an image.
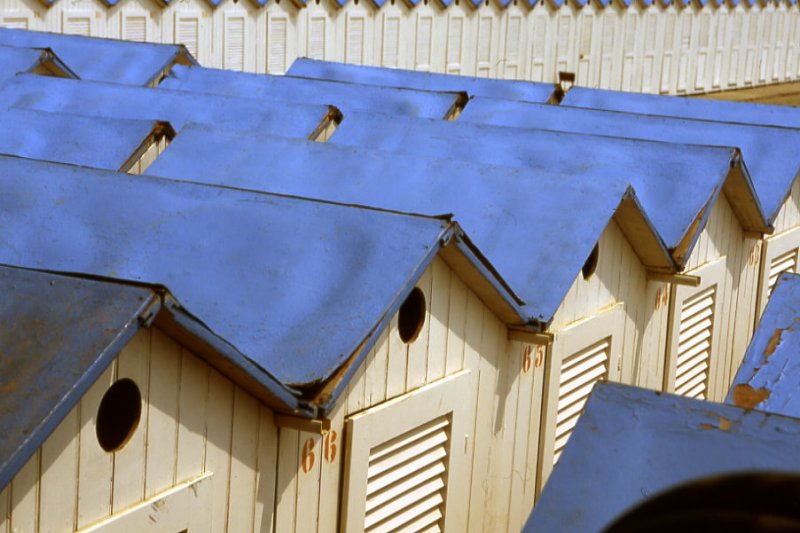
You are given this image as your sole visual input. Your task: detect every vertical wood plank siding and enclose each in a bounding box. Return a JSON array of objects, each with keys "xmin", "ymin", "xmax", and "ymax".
[{"xmin": 1, "ymin": 0, "xmax": 799, "ymax": 94}]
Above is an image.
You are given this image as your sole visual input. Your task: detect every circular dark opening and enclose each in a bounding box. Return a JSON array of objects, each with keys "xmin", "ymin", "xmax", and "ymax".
[
  {"xmin": 582, "ymin": 243, "xmax": 600, "ymax": 280},
  {"xmin": 398, "ymin": 287, "xmax": 426, "ymax": 343},
  {"xmin": 96, "ymin": 378, "xmax": 142, "ymax": 452}
]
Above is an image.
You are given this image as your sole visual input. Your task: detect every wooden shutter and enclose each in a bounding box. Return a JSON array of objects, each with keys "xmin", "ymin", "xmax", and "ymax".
[
  {"xmin": 224, "ymin": 16, "xmax": 245, "ymax": 71},
  {"xmin": 342, "ymin": 371, "xmax": 475, "ymax": 533},
  {"xmin": 477, "ymin": 16, "xmax": 493, "ymax": 77},
  {"xmin": 364, "ymin": 416, "xmax": 449, "ymax": 532},
  {"xmin": 768, "ymin": 248, "xmax": 798, "ymax": 293},
  {"xmin": 268, "ymin": 17, "xmax": 288, "ymax": 74},
  {"xmin": 308, "ymin": 16, "xmax": 326, "ymax": 60},
  {"xmin": 346, "ymin": 15, "xmax": 365, "ymax": 65},
  {"xmin": 415, "ymin": 15, "xmax": 432, "ymax": 70},
  {"xmin": 382, "ymin": 15, "xmax": 400, "ymax": 68},
  {"xmin": 446, "ymin": 15, "xmax": 463, "ymax": 74},
  {"xmin": 675, "ymin": 285, "xmax": 716, "ymax": 399},
  {"xmin": 64, "ymin": 15, "xmax": 91, "ymax": 37},
  {"xmin": 175, "ymin": 16, "xmax": 199, "ymax": 59},
  {"xmin": 554, "ymin": 337, "xmax": 610, "ymax": 463},
  {"xmin": 123, "ymin": 15, "xmax": 146, "ymax": 42}
]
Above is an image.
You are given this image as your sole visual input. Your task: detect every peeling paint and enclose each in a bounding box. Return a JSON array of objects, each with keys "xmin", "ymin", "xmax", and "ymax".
[
  {"xmin": 732, "ymin": 384, "xmax": 771, "ymax": 409},
  {"xmin": 763, "ymin": 327, "xmax": 786, "ymax": 358}
]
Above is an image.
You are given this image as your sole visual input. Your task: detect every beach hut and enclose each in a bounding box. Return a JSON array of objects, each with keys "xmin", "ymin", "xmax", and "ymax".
[
  {"xmin": 460, "ymin": 97, "xmax": 779, "ymax": 399},
  {"xmin": 159, "ymin": 64, "xmax": 468, "ymax": 119},
  {"xmin": 0, "ymin": 45, "xmax": 75, "ymax": 84},
  {"xmin": 726, "ymin": 272, "xmax": 800, "ymax": 417},
  {"xmin": 0, "ymin": 74, "xmax": 341, "ymax": 140},
  {"xmin": 0, "ymin": 27, "xmax": 196, "ymax": 86},
  {"xmin": 523, "ymin": 381, "xmax": 800, "ymax": 533},
  {"xmin": 563, "ymin": 88, "xmax": 800, "ymax": 323},
  {"xmin": 286, "ymin": 57, "xmax": 559, "ymax": 101},
  {"xmin": 326, "ymin": 109, "xmax": 772, "ymax": 398},
  {"xmin": 0, "ymin": 108, "xmax": 173, "ymax": 173},
  {"xmin": 144, "ymin": 123, "xmax": 677, "ymax": 492},
  {"xmin": 0, "ymin": 154, "xmax": 553, "ymax": 532}
]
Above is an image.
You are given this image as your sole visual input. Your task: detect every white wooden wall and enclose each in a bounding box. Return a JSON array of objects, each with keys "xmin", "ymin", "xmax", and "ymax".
[
  {"xmin": 667, "ymin": 193, "xmax": 760, "ymax": 403},
  {"xmin": 0, "ymin": 326, "xmax": 278, "ymax": 533},
  {"xmin": 2, "ymin": 0, "xmax": 799, "ymax": 94}
]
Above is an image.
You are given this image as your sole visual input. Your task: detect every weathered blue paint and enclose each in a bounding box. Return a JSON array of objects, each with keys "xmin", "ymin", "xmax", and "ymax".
[
  {"xmin": 563, "ymin": 85, "xmax": 800, "ymax": 129},
  {"xmin": 146, "ymin": 123, "xmax": 673, "ymax": 324},
  {"xmin": 0, "ymin": 74, "xmax": 334, "ymax": 136},
  {"xmin": 726, "ymin": 273, "xmax": 800, "ymax": 416},
  {"xmin": 0, "ymin": 266, "xmax": 158, "ymax": 492},
  {"xmin": 0, "ymin": 155, "xmax": 518, "ymax": 391},
  {"xmin": 287, "ymin": 58, "xmax": 556, "ymax": 102},
  {"xmin": 0, "ymin": 27, "xmax": 196, "ymax": 86},
  {"xmin": 0, "ymin": 108, "xmax": 168, "ymax": 171},
  {"xmin": 0, "ymin": 45, "xmax": 74, "ymax": 84},
  {"xmin": 330, "ymin": 110, "xmax": 760, "ymax": 263},
  {"xmin": 524, "ymin": 382, "xmax": 800, "ymax": 533},
  {"xmin": 160, "ymin": 64, "xmax": 465, "ymax": 119},
  {"xmin": 462, "ymin": 97, "xmax": 786, "ymax": 226}
]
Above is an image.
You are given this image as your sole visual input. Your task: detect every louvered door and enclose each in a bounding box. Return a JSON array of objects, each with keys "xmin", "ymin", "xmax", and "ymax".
[
  {"xmin": 343, "ymin": 371, "xmax": 475, "ymax": 533},
  {"xmin": 757, "ymin": 228, "xmax": 800, "ymax": 317},
  {"xmin": 554, "ymin": 337, "xmax": 610, "ymax": 463},
  {"xmin": 674, "ymin": 285, "xmax": 716, "ymax": 399},
  {"xmin": 539, "ymin": 304, "xmax": 623, "ymax": 488},
  {"xmin": 768, "ymin": 249, "xmax": 798, "ymax": 293},
  {"xmin": 224, "ymin": 15, "xmax": 245, "ymax": 71},
  {"xmin": 364, "ymin": 416, "xmax": 449, "ymax": 532},
  {"xmin": 122, "ymin": 14, "xmax": 146, "ymax": 42},
  {"xmin": 175, "ymin": 15, "xmax": 200, "ymax": 59},
  {"xmin": 667, "ymin": 258, "xmax": 726, "ymax": 401}
]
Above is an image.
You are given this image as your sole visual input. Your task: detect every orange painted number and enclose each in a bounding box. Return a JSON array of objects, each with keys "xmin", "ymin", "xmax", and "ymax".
[
  {"xmin": 522, "ymin": 345, "xmax": 533, "ymax": 373},
  {"xmin": 324, "ymin": 430, "xmax": 338, "ymax": 463},
  {"xmin": 301, "ymin": 438, "xmax": 315, "ymax": 473},
  {"xmin": 534, "ymin": 345, "xmax": 545, "ymax": 368}
]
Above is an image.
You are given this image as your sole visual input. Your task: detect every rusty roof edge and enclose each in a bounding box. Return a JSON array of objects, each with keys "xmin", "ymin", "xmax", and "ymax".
[
  {"xmin": 617, "ymin": 186, "xmax": 678, "ymax": 272},
  {"xmin": 725, "ymin": 149, "xmax": 773, "ymax": 234},
  {"xmin": 0, "ymin": 286, "xmax": 158, "ymax": 492},
  {"xmin": 35, "ymin": 47, "xmax": 79, "ymax": 80},
  {"xmin": 159, "ymin": 298, "xmax": 311, "ymax": 416}
]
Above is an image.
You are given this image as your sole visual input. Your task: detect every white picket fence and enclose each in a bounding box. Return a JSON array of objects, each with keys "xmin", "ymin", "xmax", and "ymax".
[{"xmin": 1, "ymin": 0, "xmax": 798, "ymax": 94}]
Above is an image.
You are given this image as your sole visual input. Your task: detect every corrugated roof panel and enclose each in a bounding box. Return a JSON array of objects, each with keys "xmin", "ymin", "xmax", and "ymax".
[
  {"xmin": 160, "ymin": 64, "xmax": 465, "ymax": 119},
  {"xmin": 331, "ymin": 110, "xmax": 747, "ymax": 255},
  {"xmin": 0, "ymin": 266, "xmax": 157, "ymax": 491},
  {"xmin": 145, "ymin": 123, "xmax": 664, "ymax": 324},
  {"xmin": 462, "ymin": 97, "xmax": 784, "ymax": 225},
  {"xmin": 726, "ymin": 272, "xmax": 800, "ymax": 417},
  {"xmin": 0, "ymin": 74, "xmax": 334, "ymax": 135},
  {"xmin": 525, "ymin": 382, "xmax": 800, "ymax": 533},
  {"xmin": 0, "ymin": 155, "xmax": 453, "ymax": 387},
  {"xmin": 0, "ymin": 108, "xmax": 165, "ymax": 171},
  {"xmin": 0, "ymin": 27, "xmax": 194, "ymax": 86},
  {"xmin": 564, "ymin": 86, "xmax": 800, "ymax": 129},
  {"xmin": 286, "ymin": 58, "xmax": 557, "ymax": 102}
]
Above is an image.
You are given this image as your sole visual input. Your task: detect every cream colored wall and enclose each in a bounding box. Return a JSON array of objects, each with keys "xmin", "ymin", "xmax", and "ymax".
[
  {"xmin": 676, "ymin": 192, "xmax": 760, "ymax": 401},
  {"xmin": 550, "ymin": 219, "xmax": 670, "ymax": 390},
  {"xmin": 276, "ymin": 255, "xmax": 545, "ymax": 533},
  {"xmin": 0, "ymin": 326, "xmax": 279, "ymax": 533},
  {"xmin": 1, "ymin": 0, "xmax": 799, "ymax": 93}
]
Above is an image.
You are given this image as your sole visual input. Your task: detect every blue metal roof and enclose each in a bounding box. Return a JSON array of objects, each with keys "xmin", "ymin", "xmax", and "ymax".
[
  {"xmin": 0, "ymin": 74, "xmax": 335, "ymax": 136},
  {"xmin": 0, "ymin": 155, "xmax": 508, "ymax": 393},
  {"xmin": 160, "ymin": 64, "xmax": 466, "ymax": 119},
  {"xmin": 564, "ymin": 86, "xmax": 800, "ymax": 129},
  {"xmin": 462, "ymin": 97, "xmax": 782, "ymax": 226},
  {"xmin": 0, "ymin": 27, "xmax": 196, "ymax": 86},
  {"xmin": 726, "ymin": 273, "xmax": 800, "ymax": 417},
  {"xmin": 0, "ymin": 108, "xmax": 169, "ymax": 171},
  {"xmin": 524, "ymin": 382, "xmax": 800, "ymax": 533},
  {"xmin": 0, "ymin": 45, "xmax": 64, "ymax": 85},
  {"xmin": 0, "ymin": 265, "xmax": 157, "ymax": 492},
  {"xmin": 146, "ymin": 123, "xmax": 673, "ymax": 324},
  {"xmin": 286, "ymin": 58, "xmax": 557, "ymax": 102},
  {"xmin": 331, "ymin": 110, "xmax": 762, "ymax": 263}
]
